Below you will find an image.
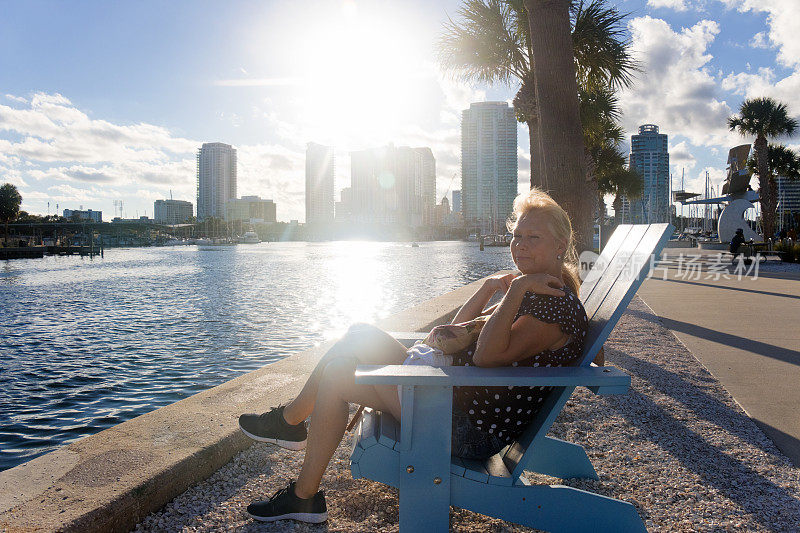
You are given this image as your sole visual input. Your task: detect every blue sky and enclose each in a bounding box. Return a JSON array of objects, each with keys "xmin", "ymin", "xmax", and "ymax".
[{"xmin": 1, "ymin": 0, "xmax": 797, "ymax": 222}]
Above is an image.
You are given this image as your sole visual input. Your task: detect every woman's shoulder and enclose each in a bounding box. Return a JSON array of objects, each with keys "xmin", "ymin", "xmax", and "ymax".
[{"xmin": 516, "ymin": 285, "xmax": 588, "ymax": 332}]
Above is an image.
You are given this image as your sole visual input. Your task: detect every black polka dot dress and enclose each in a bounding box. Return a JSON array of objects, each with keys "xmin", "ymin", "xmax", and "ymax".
[{"xmin": 452, "ymin": 284, "xmax": 589, "ymax": 446}]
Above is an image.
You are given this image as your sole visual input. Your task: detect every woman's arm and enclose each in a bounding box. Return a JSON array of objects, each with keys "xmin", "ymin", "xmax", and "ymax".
[
  {"xmin": 451, "ymin": 273, "xmax": 515, "ymax": 324},
  {"xmin": 472, "ymin": 274, "xmax": 567, "ymax": 367}
]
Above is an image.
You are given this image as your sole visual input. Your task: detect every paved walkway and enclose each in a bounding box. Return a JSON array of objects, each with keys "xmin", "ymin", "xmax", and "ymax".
[{"xmin": 638, "ymin": 249, "xmax": 800, "ymax": 466}]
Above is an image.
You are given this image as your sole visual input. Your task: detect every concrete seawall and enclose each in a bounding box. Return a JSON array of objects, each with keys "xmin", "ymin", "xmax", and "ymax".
[{"xmin": 0, "ymin": 275, "xmax": 499, "ymax": 532}]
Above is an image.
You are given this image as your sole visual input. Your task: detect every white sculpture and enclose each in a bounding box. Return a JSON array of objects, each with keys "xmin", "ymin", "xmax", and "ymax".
[{"xmin": 718, "ymin": 198, "xmax": 761, "ymax": 243}]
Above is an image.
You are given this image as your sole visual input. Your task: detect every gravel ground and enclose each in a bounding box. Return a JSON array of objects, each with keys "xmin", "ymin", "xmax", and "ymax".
[{"xmin": 132, "ymin": 297, "xmax": 800, "ymax": 532}]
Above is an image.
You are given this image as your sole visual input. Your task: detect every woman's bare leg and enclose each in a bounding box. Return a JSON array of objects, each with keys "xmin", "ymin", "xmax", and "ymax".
[
  {"xmin": 283, "ymin": 324, "xmax": 407, "ymax": 425},
  {"xmin": 293, "ymin": 356, "xmax": 401, "ymax": 498}
]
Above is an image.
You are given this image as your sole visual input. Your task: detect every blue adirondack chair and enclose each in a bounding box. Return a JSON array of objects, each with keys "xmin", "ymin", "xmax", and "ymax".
[{"xmin": 350, "ymin": 223, "xmax": 673, "ymax": 532}]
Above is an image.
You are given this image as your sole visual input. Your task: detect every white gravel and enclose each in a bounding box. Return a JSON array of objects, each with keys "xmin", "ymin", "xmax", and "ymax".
[{"xmin": 132, "ymin": 296, "xmax": 800, "ymax": 532}]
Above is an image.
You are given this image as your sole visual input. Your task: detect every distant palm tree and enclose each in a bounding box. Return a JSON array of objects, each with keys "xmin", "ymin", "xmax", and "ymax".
[
  {"xmin": 728, "ymin": 97, "xmax": 798, "ymax": 240},
  {"xmin": 0, "ymin": 183, "xmax": 23, "ymax": 246}
]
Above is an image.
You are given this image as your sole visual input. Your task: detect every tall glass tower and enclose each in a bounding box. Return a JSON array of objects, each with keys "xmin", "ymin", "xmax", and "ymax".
[
  {"xmin": 305, "ymin": 142, "xmax": 335, "ymax": 224},
  {"xmin": 628, "ymin": 124, "xmax": 669, "ymax": 223},
  {"xmin": 461, "ymin": 102, "xmax": 518, "ymax": 234},
  {"xmin": 197, "ymin": 142, "xmax": 237, "ymax": 221}
]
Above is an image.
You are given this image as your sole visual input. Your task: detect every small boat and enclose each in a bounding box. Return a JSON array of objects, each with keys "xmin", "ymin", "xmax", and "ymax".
[
  {"xmin": 239, "ymin": 231, "xmax": 260, "ymax": 244},
  {"xmin": 411, "ymin": 242, "xmax": 419, "ymax": 248}
]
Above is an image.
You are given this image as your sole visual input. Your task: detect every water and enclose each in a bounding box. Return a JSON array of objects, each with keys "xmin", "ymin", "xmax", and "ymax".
[{"xmin": 0, "ymin": 241, "xmax": 514, "ymax": 471}]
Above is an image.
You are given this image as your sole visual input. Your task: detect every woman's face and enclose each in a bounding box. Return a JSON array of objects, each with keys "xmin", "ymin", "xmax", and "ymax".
[{"xmin": 510, "ymin": 211, "xmax": 566, "ymax": 276}]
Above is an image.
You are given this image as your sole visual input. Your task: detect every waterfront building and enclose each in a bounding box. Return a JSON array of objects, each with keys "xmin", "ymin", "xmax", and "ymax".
[
  {"xmin": 335, "ymin": 187, "xmax": 353, "ymax": 222},
  {"xmin": 197, "ymin": 142, "xmax": 237, "ymax": 221},
  {"xmin": 111, "ymin": 216, "xmax": 152, "ymax": 224},
  {"xmin": 627, "ymin": 124, "xmax": 670, "ymax": 223},
  {"xmin": 154, "ymin": 199, "xmax": 193, "ymax": 225},
  {"xmin": 349, "ymin": 144, "xmax": 435, "ymax": 227},
  {"xmin": 452, "ymin": 190, "xmax": 462, "ymax": 213},
  {"xmin": 306, "ymin": 142, "xmax": 335, "ymax": 224},
  {"xmin": 777, "ymin": 175, "xmax": 800, "ymax": 221},
  {"xmin": 416, "ymin": 147, "xmax": 436, "ymax": 225},
  {"xmin": 432, "ymin": 196, "xmax": 451, "ymax": 227},
  {"xmin": 225, "ymin": 196, "xmax": 277, "ymax": 223},
  {"xmin": 460, "ymin": 102, "xmax": 518, "ymax": 234},
  {"xmin": 63, "ymin": 208, "xmax": 102, "ymax": 222}
]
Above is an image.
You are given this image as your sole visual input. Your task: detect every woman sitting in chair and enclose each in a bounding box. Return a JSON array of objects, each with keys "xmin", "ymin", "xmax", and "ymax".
[{"xmin": 238, "ymin": 188, "xmax": 589, "ymax": 523}]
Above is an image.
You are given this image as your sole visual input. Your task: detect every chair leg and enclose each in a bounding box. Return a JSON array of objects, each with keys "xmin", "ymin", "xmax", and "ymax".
[
  {"xmin": 452, "ymin": 476, "xmax": 646, "ymax": 533},
  {"xmin": 524, "ymin": 436, "xmax": 599, "ymax": 480}
]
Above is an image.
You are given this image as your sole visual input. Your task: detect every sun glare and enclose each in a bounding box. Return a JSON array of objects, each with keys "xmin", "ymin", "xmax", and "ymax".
[{"xmin": 289, "ymin": 2, "xmax": 429, "ymax": 147}]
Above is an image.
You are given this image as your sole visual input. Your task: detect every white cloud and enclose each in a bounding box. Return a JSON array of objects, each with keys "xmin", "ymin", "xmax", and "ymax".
[
  {"xmin": 669, "ymin": 140, "xmax": 697, "ymax": 170},
  {"xmin": 724, "ymin": 0, "xmax": 800, "ymax": 68},
  {"xmin": 0, "ymin": 92, "xmax": 203, "ymax": 215},
  {"xmin": 750, "ymin": 32, "xmax": 771, "ymax": 49},
  {"xmin": 618, "ymin": 17, "xmax": 736, "ymax": 148},
  {"xmin": 648, "ymin": 0, "xmax": 691, "ymax": 11},
  {"xmin": 4, "ymin": 94, "xmax": 28, "ymax": 104}
]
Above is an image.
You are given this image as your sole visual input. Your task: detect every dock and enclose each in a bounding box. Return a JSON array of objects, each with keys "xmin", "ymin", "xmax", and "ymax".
[{"xmin": 0, "ymin": 245, "xmax": 102, "ymax": 260}]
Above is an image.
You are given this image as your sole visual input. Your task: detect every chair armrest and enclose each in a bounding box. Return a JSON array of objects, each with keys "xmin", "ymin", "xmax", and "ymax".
[
  {"xmin": 388, "ymin": 332, "xmax": 426, "ymax": 348},
  {"xmin": 355, "ymin": 364, "xmax": 630, "ymax": 393}
]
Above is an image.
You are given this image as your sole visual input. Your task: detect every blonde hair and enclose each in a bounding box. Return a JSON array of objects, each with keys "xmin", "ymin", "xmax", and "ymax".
[{"xmin": 506, "ymin": 188, "xmax": 581, "ymax": 295}]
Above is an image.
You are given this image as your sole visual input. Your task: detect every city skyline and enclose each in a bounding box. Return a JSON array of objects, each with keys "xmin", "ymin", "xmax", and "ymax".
[{"xmin": 2, "ymin": 1, "xmax": 800, "ymax": 222}]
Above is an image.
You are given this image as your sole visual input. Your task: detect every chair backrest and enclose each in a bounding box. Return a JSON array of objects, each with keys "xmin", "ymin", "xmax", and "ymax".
[{"xmin": 502, "ymin": 223, "xmax": 673, "ymax": 480}]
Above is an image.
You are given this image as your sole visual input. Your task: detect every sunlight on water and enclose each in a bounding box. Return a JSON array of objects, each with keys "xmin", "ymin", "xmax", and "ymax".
[
  {"xmin": 0, "ymin": 241, "xmax": 514, "ymax": 471},
  {"xmin": 330, "ymin": 242, "xmax": 388, "ymax": 334}
]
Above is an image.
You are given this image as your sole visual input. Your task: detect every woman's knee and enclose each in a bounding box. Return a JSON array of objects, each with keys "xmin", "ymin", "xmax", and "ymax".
[{"xmin": 318, "ymin": 357, "xmax": 357, "ymax": 393}]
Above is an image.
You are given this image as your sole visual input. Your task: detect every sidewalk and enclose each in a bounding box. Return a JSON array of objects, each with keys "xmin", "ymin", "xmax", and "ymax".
[{"xmin": 639, "ymin": 250, "xmax": 800, "ymax": 467}]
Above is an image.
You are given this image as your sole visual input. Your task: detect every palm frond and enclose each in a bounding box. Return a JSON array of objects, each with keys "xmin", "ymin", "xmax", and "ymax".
[
  {"xmin": 571, "ymin": 0, "xmax": 640, "ymax": 90},
  {"xmin": 729, "ymin": 97, "xmax": 799, "ymax": 139},
  {"xmin": 437, "ymin": 0, "xmax": 529, "ymax": 85}
]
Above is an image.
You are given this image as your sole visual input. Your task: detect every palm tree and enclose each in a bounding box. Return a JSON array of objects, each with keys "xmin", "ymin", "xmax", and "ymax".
[
  {"xmin": 748, "ymin": 143, "xmax": 800, "ymax": 232},
  {"xmin": 438, "ymin": 0, "xmax": 636, "ymax": 189},
  {"xmin": 579, "ymin": 85, "xmax": 628, "ymax": 218},
  {"xmin": 0, "ymin": 183, "xmax": 23, "ymax": 246},
  {"xmin": 728, "ymin": 97, "xmax": 798, "ymax": 240},
  {"xmin": 438, "ymin": 0, "xmax": 637, "ymax": 251}
]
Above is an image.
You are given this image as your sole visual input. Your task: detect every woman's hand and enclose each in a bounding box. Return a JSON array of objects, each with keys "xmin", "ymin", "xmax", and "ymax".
[
  {"xmin": 482, "ymin": 272, "xmax": 517, "ymax": 295},
  {"xmin": 510, "ymin": 273, "xmax": 565, "ymax": 297}
]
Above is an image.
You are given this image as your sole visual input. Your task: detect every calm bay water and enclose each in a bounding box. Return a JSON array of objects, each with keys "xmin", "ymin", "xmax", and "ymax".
[{"xmin": 0, "ymin": 241, "xmax": 513, "ymax": 471}]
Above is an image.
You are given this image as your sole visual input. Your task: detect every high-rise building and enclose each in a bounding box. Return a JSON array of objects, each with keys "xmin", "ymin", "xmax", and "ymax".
[
  {"xmin": 305, "ymin": 143, "xmax": 335, "ymax": 224},
  {"xmin": 63, "ymin": 208, "xmax": 102, "ymax": 222},
  {"xmin": 197, "ymin": 142, "xmax": 237, "ymax": 220},
  {"xmin": 154, "ymin": 199, "xmax": 193, "ymax": 224},
  {"xmin": 452, "ymin": 190, "xmax": 462, "ymax": 214},
  {"xmin": 777, "ymin": 175, "xmax": 800, "ymax": 216},
  {"xmin": 349, "ymin": 144, "xmax": 435, "ymax": 227},
  {"xmin": 225, "ymin": 196, "xmax": 276, "ymax": 223},
  {"xmin": 416, "ymin": 147, "xmax": 436, "ymax": 224},
  {"xmin": 628, "ymin": 124, "xmax": 669, "ymax": 223},
  {"xmin": 460, "ymin": 102, "xmax": 518, "ymax": 234}
]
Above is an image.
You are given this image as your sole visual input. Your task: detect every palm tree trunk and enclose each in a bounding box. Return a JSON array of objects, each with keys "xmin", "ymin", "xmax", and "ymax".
[
  {"xmin": 755, "ymin": 134, "xmax": 774, "ymax": 239},
  {"xmin": 527, "ymin": 118, "xmax": 544, "ymax": 190},
  {"xmin": 524, "ymin": 0, "xmax": 592, "ymax": 253},
  {"xmin": 769, "ymin": 174, "xmax": 780, "ymax": 234}
]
